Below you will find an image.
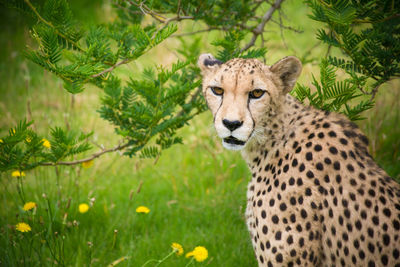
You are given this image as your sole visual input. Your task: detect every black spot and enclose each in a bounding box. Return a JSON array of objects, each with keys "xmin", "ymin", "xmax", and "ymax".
[
  {"xmin": 261, "ymin": 210, "xmax": 267, "ymax": 218},
  {"xmin": 339, "ymin": 138, "xmax": 348, "ymax": 145},
  {"xmin": 305, "ymin": 187, "xmax": 312, "ymax": 196},
  {"xmin": 295, "ymin": 147, "xmax": 302, "ymax": 153},
  {"xmin": 347, "ymin": 164, "xmax": 355, "ymax": 172},
  {"xmin": 306, "ymin": 171, "xmax": 314, "ymax": 178},
  {"xmin": 323, "ymin": 122, "xmax": 330, "ymax": 128},
  {"xmin": 289, "ymin": 177, "xmax": 295, "ymax": 185},
  {"xmin": 318, "ymin": 132, "xmax": 324, "ymax": 139},
  {"xmin": 283, "ymin": 164, "xmax": 289, "ymax": 173},
  {"xmin": 329, "ymin": 147, "xmax": 338, "ymax": 154},
  {"xmin": 262, "ymin": 225, "xmax": 268, "ymax": 234},
  {"xmin": 290, "ymin": 197, "xmax": 296, "ymax": 205},
  {"xmin": 297, "ymin": 178, "xmax": 303, "ymax": 186},
  {"xmin": 269, "ymin": 199, "xmax": 275, "ymax": 207},
  {"xmin": 299, "ymin": 164, "xmax": 305, "ymax": 172},
  {"xmin": 276, "ymin": 253, "xmax": 283, "ymax": 263},
  {"xmin": 381, "ymin": 255, "xmax": 388, "ymax": 266},
  {"xmin": 328, "ymin": 131, "xmax": 337, "ymax": 137},
  {"xmin": 257, "ymin": 199, "xmax": 263, "ymax": 207},
  {"xmin": 301, "ymin": 209, "xmax": 307, "ymax": 218},
  {"xmin": 306, "ymin": 142, "xmax": 312, "ymax": 148},
  {"xmin": 275, "ymin": 231, "xmax": 282, "ymax": 240},
  {"xmin": 333, "ymin": 161, "xmax": 340, "ymax": 170},
  {"xmin": 306, "ymin": 152, "xmax": 313, "ymax": 161},
  {"xmin": 292, "ymin": 158, "xmax": 298, "ymax": 167},
  {"xmin": 383, "ymin": 234, "xmax": 390, "ymax": 246},
  {"xmin": 280, "ymin": 203, "xmax": 287, "ymax": 211},
  {"xmin": 314, "ymin": 144, "xmax": 322, "ymax": 151},
  {"xmin": 316, "ymin": 162, "xmax": 323, "ymax": 170}
]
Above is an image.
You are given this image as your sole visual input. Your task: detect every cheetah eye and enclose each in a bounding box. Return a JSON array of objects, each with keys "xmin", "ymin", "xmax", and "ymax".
[
  {"xmin": 210, "ymin": 86, "xmax": 224, "ymax": 96},
  {"xmin": 249, "ymin": 89, "xmax": 265, "ymax": 99}
]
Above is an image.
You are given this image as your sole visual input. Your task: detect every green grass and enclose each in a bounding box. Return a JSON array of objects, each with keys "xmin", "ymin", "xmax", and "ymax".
[{"xmin": 1, "ymin": 1, "xmax": 399, "ymax": 266}]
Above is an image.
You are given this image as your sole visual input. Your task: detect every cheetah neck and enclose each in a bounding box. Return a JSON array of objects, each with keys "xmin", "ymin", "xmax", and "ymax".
[{"xmin": 242, "ymin": 94, "xmax": 303, "ymax": 165}]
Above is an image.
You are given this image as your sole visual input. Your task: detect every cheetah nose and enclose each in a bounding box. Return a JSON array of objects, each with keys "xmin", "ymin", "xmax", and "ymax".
[{"xmin": 222, "ymin": 119, "xmax": 243, "ymax": 131}]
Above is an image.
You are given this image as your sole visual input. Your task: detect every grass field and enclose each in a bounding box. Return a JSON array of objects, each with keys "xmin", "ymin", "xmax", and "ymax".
[{"xmin": 0, "ymin": 1, "xmax": 399, "ymax": 266}]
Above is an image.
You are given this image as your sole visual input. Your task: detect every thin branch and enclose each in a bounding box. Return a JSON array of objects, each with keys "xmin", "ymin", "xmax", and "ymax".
[
  {"xmin": 172, "ymin": 27, "xmax": 222, "ymax": 37},
  {"xmin": 40, "ymin": 142, "xmax": 130, "ymax": 166},
  {"xmin": 91, "ymin": 58, "xmax": 130, "ymax": 78},
  {"xmin": 241, "ymin": 0, "xmax": 285, "ymax": 52}
]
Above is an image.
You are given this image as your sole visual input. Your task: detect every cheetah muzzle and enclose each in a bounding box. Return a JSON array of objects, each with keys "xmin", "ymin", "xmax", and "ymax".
[{"xmin": 199, "ymin": 53, "xmax": 400, "ymax": 267}]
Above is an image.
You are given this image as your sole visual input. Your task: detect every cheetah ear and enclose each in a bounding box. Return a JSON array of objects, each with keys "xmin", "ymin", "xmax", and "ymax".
[
  {"xmin": 270, "ymin": 56, "xmax": 302, "ymax": 94},
  {"xmin": 198, "ymin": 53, "xmax": 223, "ymax": 73}
]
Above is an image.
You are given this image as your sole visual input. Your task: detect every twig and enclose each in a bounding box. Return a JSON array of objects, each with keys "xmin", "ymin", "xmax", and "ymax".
[
  {"xmin": 172, "ymin": 27, "xmax": 222, "ymax": 37},
  {"xmin": 241, "ymin": 0, "xmax": 285, "ymax": 52},
  {"xmin": 91, "ymin": 58, "xmax": 130, "ymax": 78},
  {"xmin": 40, "ymin": 142, "xmax": 130, "ymax": 166}
]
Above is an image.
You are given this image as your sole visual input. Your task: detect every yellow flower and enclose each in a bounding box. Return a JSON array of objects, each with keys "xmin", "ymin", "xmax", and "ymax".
[
  {"xmin": 171, "ymin": 242, "xmax": 184, "ymax": 256},
  {"xmin": 82, "ymin": 160, "xmax": 93, "ymax": 169},
  {"xmin": 136, "ymin": 206, "xmax": 150, "ymax": 214},
  {"xmin": 25, "ymin": 136, "xmax": 31, "ymax": 143},
  {"xmin": 79, "ymin": 203, "xmax": 89, "ymax": 213},
  {"xmin": 186, "ymin": 246, "xmax": 208, "ymax": 262},
  {"xmin": 0, "ymin": 139, "xmax": 3, "ymax": 143},
  {"xmin": 12, "ymin": 170, "xmax": 26, "ymax": 177},
  {"xmin": 23, "ymin": 202, "xmax": 37, "ymax": 211},
  {"xmin": 41, "ymin": 138, "xmax": 51, "ymax": 148},
  {"xmin": 16, "ymin": 222, "xmax": 31, "ymax": 233},
  {"xmin": 10, "ymin": 128, "xmax": 16, "ymax": 136}
]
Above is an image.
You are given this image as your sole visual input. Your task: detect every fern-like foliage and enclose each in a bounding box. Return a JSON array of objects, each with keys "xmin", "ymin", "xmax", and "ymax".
[
  {"xmin": 307, "ymin": 0, "xmax": 400, "ymax": 98},
  {"xmin": 0, "ymin": 121, "xmax": 92, "ymax": 172},
  {"xmin": 292, "ymin": 60, "xmax": 374, "ymax": 120}
]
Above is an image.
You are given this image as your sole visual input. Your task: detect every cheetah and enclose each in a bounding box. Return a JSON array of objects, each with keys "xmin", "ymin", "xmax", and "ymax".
[{"xmin": 198, "ymin": 53, "xmax": 400, "ymax": 267}]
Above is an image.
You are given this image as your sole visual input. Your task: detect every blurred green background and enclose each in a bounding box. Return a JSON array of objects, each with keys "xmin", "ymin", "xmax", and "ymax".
[{"xmin": 0, "ymin": 0, "xmax": 399, "ymax": 266}]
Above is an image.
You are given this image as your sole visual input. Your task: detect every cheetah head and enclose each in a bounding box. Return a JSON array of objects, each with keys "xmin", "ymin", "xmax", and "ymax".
[{"xmin": 198, "ymin": 54, "xmax": 302, "ymax": 150}]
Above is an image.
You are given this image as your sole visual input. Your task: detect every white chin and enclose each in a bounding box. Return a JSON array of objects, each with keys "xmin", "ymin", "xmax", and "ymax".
[{"xmin": 222, "ymin": 141, "xmax": 245, "ymax": 151}]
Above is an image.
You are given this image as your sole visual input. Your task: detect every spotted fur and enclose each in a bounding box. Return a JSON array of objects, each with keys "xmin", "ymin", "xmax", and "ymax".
[{"xmin": 198, "ymin": 54, "xmax": 400, "ymax": 267}]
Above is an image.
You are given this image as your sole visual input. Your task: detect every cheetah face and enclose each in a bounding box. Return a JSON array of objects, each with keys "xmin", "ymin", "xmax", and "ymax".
[{"xmin": 198, "ymin": 54, "xmax": 302, "ymax": 150}]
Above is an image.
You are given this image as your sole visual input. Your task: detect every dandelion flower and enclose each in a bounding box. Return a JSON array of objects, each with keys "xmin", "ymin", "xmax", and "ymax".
[
  {"xmin": 0, "ymin": 139, "xmax": 3, "ymax": 143},
  {"xmin": 136, "ymin": 206, "xmax": 150, "ymax": 214},
  {"xmin": 41, "ymin": 138, "xmax": 51, "ymax": 148},
  {"xmin": 79, "ymin": 203, "xmax": 89, "ymax": 213},
  {"xmin": 82, "ymin": 160, "xmax": 94, "ymax": 169},
  {"xmin": 16, "ymin": 222, "xmax": 31, "ymax": 233},
  {"xmin": 171, "ymin": 242, "xmax": 184, "ymax": 256},
  {"xmin": 23, "ymin": 202, "xmax": 37, "ymax": 211},
  {"xmin": 25, "ymin": 136, "xmax": 31, "ymax": 143},
  {"xmin": 12, "ymin": 170, "xmax": 26, "ymax": 177},
  {"xmin": 186, "ymin": 246, "xmax": 208, "ymax": 262}
]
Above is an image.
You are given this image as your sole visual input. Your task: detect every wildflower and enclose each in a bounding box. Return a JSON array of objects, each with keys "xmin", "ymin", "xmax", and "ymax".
[
  {"xmin": 12, "ymin": 170, "xmax": 26, "ymax": 177},
  {"xmin": 16, "ymin": 222, "xmax": 31, "ymax": 233},
  {"xmin": 136, "ymin": 206, "xmax": 150, "ymax": 214},
  {"xmin": 82, "ymin": 160, "xmax": 93, "ymax": 169},
  {"xmin": 23, "ymin": 202, "xmax": 37, "ymax": 211},
  {"xmin": 171, "ymin": 242, "xmax": 184, "ymax": 256},
  {"xmin": 0, "ymin": 139, "xmax": 3, "ymax": 143},
  {"xmin": 41, "ymin": 138, "xmax": 51, "ymax": 148},
  {"xmin": 25, "ymin": 136, "xmax": 31, "ymax": 143},
  {"xmin": 79, "ymin": 203, "xmax": 89, "ymax": 213},
  {"xmin": 186, "ymin": 246, "xmax": 208, "ymax": 262}
]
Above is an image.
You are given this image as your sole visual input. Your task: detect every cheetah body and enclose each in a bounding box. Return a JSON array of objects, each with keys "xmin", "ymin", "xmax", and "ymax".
[{"xmin": 198, "ymin": 54, "xmax": 400, "ymax": 267}]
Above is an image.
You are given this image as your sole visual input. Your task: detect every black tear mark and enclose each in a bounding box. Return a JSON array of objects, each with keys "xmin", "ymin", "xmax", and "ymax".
[{"xmin": 204, "ymin": 58, "xmax": 223, "ymax": 67}]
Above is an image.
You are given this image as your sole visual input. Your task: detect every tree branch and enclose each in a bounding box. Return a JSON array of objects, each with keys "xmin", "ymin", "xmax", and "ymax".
[
  {"xmin": 40, "ymin": 142, "xmax": 131, "ymax": 166},
  {"xmin": 241, "ymin": 0, "xmax": 285, "ymax": 52}
]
